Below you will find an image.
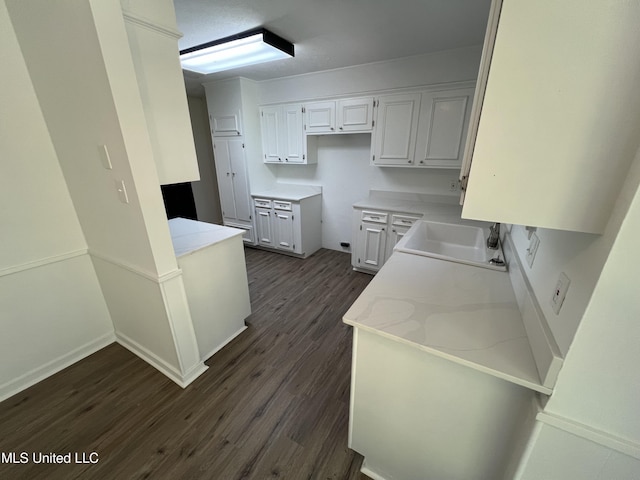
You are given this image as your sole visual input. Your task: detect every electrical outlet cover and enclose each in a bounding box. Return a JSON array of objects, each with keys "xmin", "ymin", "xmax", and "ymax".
[
  {"xmin": 525, "ymin": 233, "xmax": 540, "ymax": 267},
  {"xmin": 551, "ymin": 272, "xmax": 571, "ymax": 314}
]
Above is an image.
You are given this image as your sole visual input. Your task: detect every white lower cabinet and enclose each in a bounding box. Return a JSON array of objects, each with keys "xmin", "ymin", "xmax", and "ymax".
[
  {"xmin": 252, "ymin": 194, "xmax": 322, "ymax": 258},
  {"xmin": 352, "ymin": 209, "xmax": 421, "ymax": 273}
]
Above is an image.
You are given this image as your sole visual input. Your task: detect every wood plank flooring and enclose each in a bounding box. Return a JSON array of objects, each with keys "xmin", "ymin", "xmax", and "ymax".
[{"xmin": 0, "ymin": 248, "xmax": 373, "ymax": 480}]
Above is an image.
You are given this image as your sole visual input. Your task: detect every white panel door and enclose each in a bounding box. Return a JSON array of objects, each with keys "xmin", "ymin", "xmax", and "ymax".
[
  {"xmin": 386, "ymin": 225, "xmax": 411, "ymax": 261},
  {"xmin": 373, "ymin": 93, "xmax": 421, "ymax": 165},
  {"xmin": 281, "ymin": 103, "xmax": 305, "ymax": 163},
  {"xmin": 213, "ymin": 140, "xmax": 236, "ymax": 221},
  {"xmin": 338, "ymin": 97, "xmax": 374, "ymax": 132},
  {"xmin": 273, "ymin": 211, "xmax": 295, "ymax": 252},
  {"xmin": 356, "ymin": 222, "xmax": 387, "ymax": 271},
  {"xmin": 305, "ymin": 101, "xmax": 336, "ymax": 134},
  {"xmin": 255, "ymin": 208, "xmax": 273, "ymax": 246},
  {"xmin": 260, "ymin": 105, "xmax": 282, "ymax": 163},
  {"xmin": 211, "ymin": 110, "xmax": 242, "ymax": 136},
  {"xmin": 228, "ymin": 140, "xmax": 251, "ymax": 223},
  {"xmin": 416, "ymin": 88, "xmax": 474, "ymax": 168}
]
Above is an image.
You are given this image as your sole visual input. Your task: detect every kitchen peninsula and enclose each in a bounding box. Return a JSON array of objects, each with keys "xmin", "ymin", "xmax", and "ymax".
[{"xmin": 344, "ymin": 232, "xmax": 552, "ymax": 480}]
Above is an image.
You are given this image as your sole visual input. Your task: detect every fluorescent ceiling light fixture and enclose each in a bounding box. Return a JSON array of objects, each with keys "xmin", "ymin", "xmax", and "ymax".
[{"xmin": 179, "ymin": 28, "xmax": 294, "ymax": 75}]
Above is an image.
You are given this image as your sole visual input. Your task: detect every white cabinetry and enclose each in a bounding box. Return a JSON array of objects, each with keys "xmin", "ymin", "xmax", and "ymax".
[
  {"xmin": 252, "ymin": 192, "xmax": 322, "ymax": 258},
  {"xmin": 416, "ymin": 87, "xmax": 474, "ymax": 168},
  {"xmin": 352, "ymin": 209, "xmax": 421, "ymax": 273},
  {"xmin": 210, "ymin": 110, "xmax": 242, "ymax": 137},
  {"xmin": 373, "ymin": 87, "xmax": 474, "ymax": 169},
  {"xmin": 372, "ymin": 93, "xmax": 421, "ymax": 166},
  {"xmin": 305, "ymin": 96, "xmax": 375, "ymax": 134},
  {"xmin": 461, "ymin": 0, "xmax": 640, "ymax": 234},
  {"xmin": 260, "ymin": 104, "xmax": 317, "ymax": 164},
  {"xmin": 213, "ymin": 139, "xmax": 254, "ymax": 243}
]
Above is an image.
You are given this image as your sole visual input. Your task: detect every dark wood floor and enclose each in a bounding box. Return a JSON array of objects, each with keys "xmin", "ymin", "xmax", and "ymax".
[{"xmin": 0, "ymin": 248, "xmax": 373, "ymax": 480}]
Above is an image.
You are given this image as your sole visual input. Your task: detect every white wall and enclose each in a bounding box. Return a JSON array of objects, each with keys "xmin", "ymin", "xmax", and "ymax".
[
  {"xmin": 507, "ymin": 143, "xmax": 640, "ymax": 356},
  {"xmin": 516, "ymin": 144, "xmax": 640, "ymax": 479},
  {"xmin": 188, "ymin": 96, "xmax": 222, "ymax": 224},
  {"xmin": 6, "ymin": 0, "xmax": 204, "ymax": 387},
  {"xmin": 0, "ymin": 0, "xmax": 114, "ymax": 401},
  {"xmin": 258, "ymin": 46, "xmax": 482, "ymax": 104},
  {"xmin": 257, "ymin": 47, "xmax": 481, "ymax": 250}
]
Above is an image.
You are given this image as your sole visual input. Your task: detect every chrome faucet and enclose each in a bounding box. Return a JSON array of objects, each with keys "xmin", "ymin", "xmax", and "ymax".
[{"xmin": 487, "ymin": 223, "xmax": 501, "ymax": 250}]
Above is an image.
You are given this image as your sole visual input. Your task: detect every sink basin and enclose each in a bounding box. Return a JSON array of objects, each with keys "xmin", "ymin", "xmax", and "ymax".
[{"xmin": 394, "ymin": 220, "xmax": 507, "ymax": 271}]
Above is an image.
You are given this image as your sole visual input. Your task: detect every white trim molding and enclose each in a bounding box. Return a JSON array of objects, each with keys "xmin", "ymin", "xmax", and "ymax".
[
  {"xmin": 89, "ymin": 249, "xmax": 183, "ymax": 284},
  {"xmin": 0, "ymin": 332, "xmax": 115, "ymax": 403},
  {"xmin": 0, "ymin": 248, "xmax": 88, "ymax": 278},
  {"xmin": 537, "ymin": 412, "xmax": 640, "ymax": 461},
  {"xmin": 115, "ymin": 332, "xmax": 207, "ymax": 389},
  {"xmin": 122, "ymin": 11, "xmax": 182, "ymax": 39}
]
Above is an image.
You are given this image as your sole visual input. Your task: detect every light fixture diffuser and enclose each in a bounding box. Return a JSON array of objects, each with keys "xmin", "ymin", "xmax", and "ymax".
[{"xmin": 179, "ymin": 28, "xmax": 294, "ymax": 75}]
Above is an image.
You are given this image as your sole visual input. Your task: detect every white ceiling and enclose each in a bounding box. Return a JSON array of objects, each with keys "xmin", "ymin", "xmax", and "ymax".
[{"xmin": 173, "ymin": 0, "xmax": 492, "ymax": 95}]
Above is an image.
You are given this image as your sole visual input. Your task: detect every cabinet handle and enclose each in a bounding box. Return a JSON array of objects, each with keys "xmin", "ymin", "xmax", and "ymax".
[
  {"xmin": 232, "ymin": 172, "xmax": 236, "ymax": 177},
  {"xmin": 331, "ymin": 127, "xmax": 335, "ymax": 131},
  {"xmin": 226, "ymin": 172, "xmax": 230, "ymax": 176},
  {"xmin": 279, "ymin": 158, "xmax": 282, "ymax": 162},
  {"xmin": 285, "ymin": 158, "xmax": 289, "ymax": 162}
]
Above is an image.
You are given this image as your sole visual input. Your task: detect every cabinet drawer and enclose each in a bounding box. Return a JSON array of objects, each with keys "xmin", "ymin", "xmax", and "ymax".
[
  {"xmin": 254, "ymin": 198, "xmax": 272, "ymax": 208},
  {"xmin": 273, "ymin": 200, "xmax": 292, "ymax": 211},
  {"xmin": 361, "ymin": 210, "xmax": 388, "ymax": 224},
  {"xmin": 391, "ymin": 214, "xmax": 421, "ymax": 228}
]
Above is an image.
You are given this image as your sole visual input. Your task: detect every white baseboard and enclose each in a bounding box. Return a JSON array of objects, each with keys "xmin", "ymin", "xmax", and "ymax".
[
  {"xmin": 0, "ymin": 332, "xmax": 116, "ymax": 403},
  {"xmin": 360, "ymin": 459, "xmax": 389, "ymax": 480},
  {"xmin": 199, "ymin": 326, "xmax": 247, "ymax": 362},
  {"xmin": 115, "ymin": 332, "xmax": 207, "ymax": 388}
]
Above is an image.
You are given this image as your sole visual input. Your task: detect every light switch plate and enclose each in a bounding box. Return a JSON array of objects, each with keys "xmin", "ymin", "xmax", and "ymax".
[
  {"xmin": 551, "ymin": 272, "xmax": 571, "ymax": 314},
  {"xmin": 98, "ymin": 145, "xmax": 113, "ymax": 170},
  {"xmin": 115, "ymin": 179, "xmax": 129, "ymax": 204},
  {"xmin": 525, "ymin": 233, "xmax": 540, "ymax": 267}
]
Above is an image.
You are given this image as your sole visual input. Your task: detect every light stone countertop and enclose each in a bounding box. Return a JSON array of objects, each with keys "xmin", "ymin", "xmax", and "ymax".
[
  {"xmin": 343, "ymin": 251, "xmax": 549, "ymax": 394},
  {"xmin": 251, "ymin": 184, "xmax": 322, "ymax": 201},
  {"xmin": 168, "ymin": 218, "xmax": 244, "ymax": 258}
]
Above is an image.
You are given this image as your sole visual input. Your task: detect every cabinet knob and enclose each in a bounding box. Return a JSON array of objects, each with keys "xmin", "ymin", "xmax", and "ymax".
[
  {"xmin": 339, "ymin": 126, "xmax": 343, "ymax": 130},
  {"xmin": 331, "ymin": 127, "xmax": 335, "ymax": 131},
  {"xmin": 285, "ymin": 158, "xmax": 289, "ymax": 162},
  {"xmin": 279, "ymin": 158, "xmax": 282, "ymax": 162},
  {"xmin": 420, "ymin": 160, "xmax": 424, "ymax": 164},
  {"xmin": 226, "ymin": 172, "xmax": 230, "ymax": 176}
]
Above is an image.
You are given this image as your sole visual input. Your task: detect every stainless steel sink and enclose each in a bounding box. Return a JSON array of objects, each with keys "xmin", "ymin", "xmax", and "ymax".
[{"xmin": 394, "ymin": 220, "xmax": 507, "ymax": 271}]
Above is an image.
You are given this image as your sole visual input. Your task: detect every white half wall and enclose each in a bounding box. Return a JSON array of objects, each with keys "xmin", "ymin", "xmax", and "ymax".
[{"xmin": 0, "ymin": 0, "xmax": 114, "ymax": 402}]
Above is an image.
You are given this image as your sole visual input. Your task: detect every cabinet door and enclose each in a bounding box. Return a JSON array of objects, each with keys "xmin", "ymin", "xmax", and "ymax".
[
  {"xmin": 281, "ymin": 103, "xmax": 305, "ymax": 163},
  {"xmin": 305, "ymin": 101, "xmax": 336, "ymax": 134},
  {"xmin": 213, "ymin": 140, "xmax": 236, "ymax": 220},
  {"xmin": 228, "ymin": 140, "xmax": 252, "ymax": 223},
  {"xmin": 355, "ymin": 221, "xmax": 387, "ymax": 272},
  {"xmin": 273, "ymin": 210, "xmax": 296, "ymax": 252},
  {"xmin": 260, "ymin": 105, "xmax": 282, "ymax": 163},
  {"xmin": 255, "ymin": 208, "xmax": 273, "ymax": 246},
  {"xmin": 373, "ymin": 93, "xmax": 421, "ymax": 165},
  {"xmin": 416, "ymin": 88, "xmax": 474, "ymax": 169},
  {"xmin": 338, "ymin": 97, "xmax": 375, "ymax": 132},
  {"xmin": 386, "ymin": 225, "xmax": 411, "ymax": 261},
  {"xmin": 210, "ymin": 111, "xmax": 242, "ymax": 136}
]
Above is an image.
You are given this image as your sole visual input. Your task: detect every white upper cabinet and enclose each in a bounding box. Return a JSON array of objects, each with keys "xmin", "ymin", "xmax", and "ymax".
[
  {"xmin": 305, "ymin": 101, "xmax": 336, "ymax": 134},
  {"xmin": 260, "ymin": 103, "xmax": 316, "ymax": 164},
  {"xmin": 304, "ymin": 96, "xmax": 375, "ymax": 134},
  {"xmin": 416, "ymin": 87, "xmax": 474, "ymax": 169},
  {"xmin": 210, "ymin": 111, "xmax": 242, "ymax": 137},
  {"xmin": 461, "ymin": 0, "xmax": 640, "ymax": 234},
  {"xmin": 372, "ymin": 93, "xmax": 421, "ymax": 166},
  {"xmin": 337, "ymin": 96, "xmax": 375, "ymax": 132}
]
